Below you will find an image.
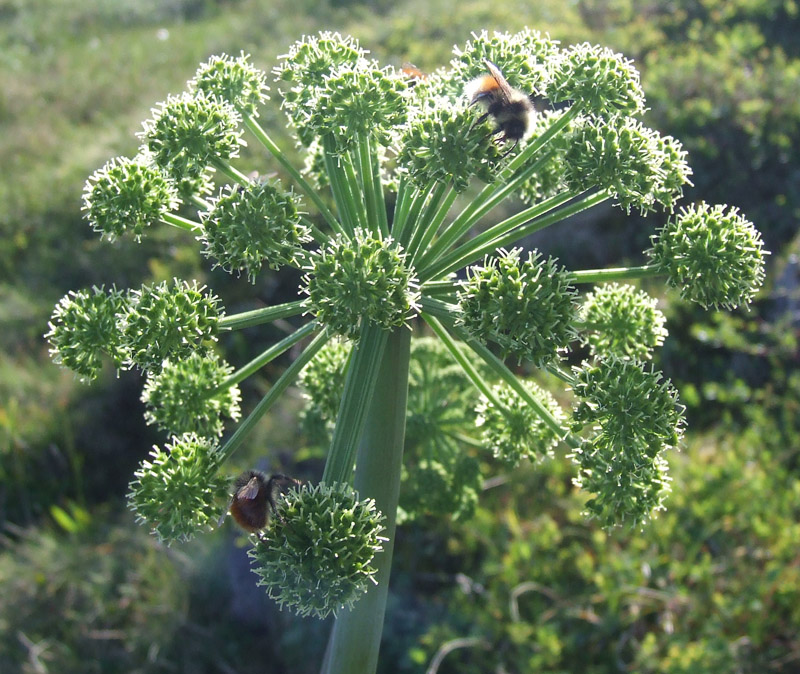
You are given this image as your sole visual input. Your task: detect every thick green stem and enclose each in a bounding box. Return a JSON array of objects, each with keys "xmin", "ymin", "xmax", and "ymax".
[
  {"xmin": 322, "ymin": 328, "xmax": 411, "ymax": 674},
  {"xmin": 420, "ymin": 190, "xmax": 610, "ymax": 282},
  {"xmin": 161, "ymin": 212, "xmax": 202, "ymax": 233},
  {"xmin": 218, "ymin": 299, "xmax": 307, "ymax": 331},
  {"xmin": 322, "ymin": 323, "xmax": 389, "ymax": 485},
  {"xmin": 571, "ymin": 264, "xmax": 662, "ymax": 284}
]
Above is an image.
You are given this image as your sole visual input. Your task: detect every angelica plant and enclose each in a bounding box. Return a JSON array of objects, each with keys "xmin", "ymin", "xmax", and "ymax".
[{"xmin": 46, "ymin": 31, "xmax": 766, "ymax": 674}]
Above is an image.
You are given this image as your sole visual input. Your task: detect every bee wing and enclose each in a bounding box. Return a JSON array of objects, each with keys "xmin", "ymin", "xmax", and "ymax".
[
  {"xmin": 484, "ymin": 61, "xmax": 515, "ymax": 101},
  {"xmin": 237, "ymin": 476, "xmax": 261, "ymax": 500}
]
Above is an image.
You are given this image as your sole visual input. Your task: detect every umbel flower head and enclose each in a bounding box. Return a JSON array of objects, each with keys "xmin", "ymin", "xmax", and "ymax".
[
  {"xmin": 141, "ymin": 352, "xmax": 241, "ymax": 439},
  {"xmin": 82, "ymin": 154, "xmax": 179, "ymax": 242},
  {"xmin": 570, "ymin": 357, "xmax": 685, "ymax": 527},
  {"xmin": 396, "ymin": 97, "xmax": 502, "ymax": 193},
  {"xmin": 248, "ymin": 482, "xmax": 386, "ymax": 619},
  {"xmin": 274, "ymin": 32, "xmax": 407, "ymax": 149},
  {"xmin": 580, "ymin": 283, "xmax": 668, "ymax": 361},
  {"xmin": 127, "ymin": 433, "xmax": 229, "ymax": 544},
  {"xmin": 648, "ymin": 202, "xmax": 767, "ymax": 309},
  {"xmin": 45, "ymin": 286, "xmax": 128, "ymax": 382},
  {"xmin": 200, "ymin": 178, "xmax": 310, "ymax": 282},
  {"xmin": 458, "ymin": 248, "xmax": 578, "ymax": 366},
  {"xmin": 449, "ymin": 28, "xmax": 559, "ymax": 96},
  {"xmin": 562, "ymin": 116, "xmax": 692, "ymax": 214},
  {"xmin": 189, "ymin": 52, "xmax": 270, "ymax": 117},
  {"xmin": 476, "ymin": 380, "xmax": 565, "ymax": 466},
  {"xmin": 139, "ymin": 91, "xmax": 244, "ymax": 199},
  {"xmin": 303, "ymin": 230, "xmax": 420, "ymax": 339},
  {"xmin": 120, "ymin": 278, "xmax": 222, "ymax": 372},
  {"xmin": 547, "ymin": 42, "xmax": 646, "ymax": 118}
]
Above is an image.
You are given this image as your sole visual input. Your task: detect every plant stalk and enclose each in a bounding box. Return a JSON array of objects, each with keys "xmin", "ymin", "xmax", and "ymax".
[{"xmin": 321, "ymin": 327, "xmax": 411, "ymax": 674}]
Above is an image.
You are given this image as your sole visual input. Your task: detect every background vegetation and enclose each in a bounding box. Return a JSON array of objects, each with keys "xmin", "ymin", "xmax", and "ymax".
[{"xmin": 1, "ymin": 0, "xmax": 798, "ymax": 671}]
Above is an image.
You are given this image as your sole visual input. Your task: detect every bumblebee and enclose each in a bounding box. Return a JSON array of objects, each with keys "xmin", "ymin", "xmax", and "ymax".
[
  {"xmin": 466, "ymin": 61, "xmax": 536, "ymax": 152},
  {"xmin": 222, "ymin": 470, "xmax": 300, "ymax": 535},
  {"xmin": 400, "ymin": 62, "xmax": 427, "ymax": 85}
]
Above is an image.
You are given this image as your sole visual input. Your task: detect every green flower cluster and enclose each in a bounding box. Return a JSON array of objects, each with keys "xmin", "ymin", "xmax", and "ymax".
[
  {"xmin": 45, "ymin": 286, "xmax": 128, "ymax": 382},
  {"xmin": 274, "ymin": 32, "xmax": 407, "ymax": 149},
  {"xmin": 82, "ymin": 154, "xmax": 178, "ymax": 242},
  {"xmin": 563, "ymin": 117, "xmax": 692, "ymax": 213},
  {"xmin": 548, "ymin": 43, "xmax": 646, "ymax": 118},
  {"xmin": 517, "ymin": 110, "xmax": 570, "ymax": 204},
  {"xmin": 141, "ymin": 352, "xmax": 241, "ymax": 439},
  {"xmin": 396, "ymin": 98, "xmax": 502, "ymax": 192},
  {"xmin": 303, "ymin": 231, "xmax": 419, "ymax": 339},
  {"xmin": 189, "ymin": 51, "xmax": 269, "ymax": 117},
  {"xmin": 458, "ymin": 248, "xmax": 577, "ymax": 366},
  {"xmin": 449, "ymin": 28, "xmax": 560, "ymax": 95},
  {"xmin": 139, "ymin": 91, "xmax": 244, "ymax": 199},
  {"xmin": 127, "ymin": 433, "xmax": 229, "ymax": 544},
  {"xmin": 248, "ymin": 482, "xmax": 386, "ymax": 619},
  {"xmin": 570, "ymin": 358, "xmax": 685, "ymax": 526},
  {"xmin": 298, "ymin": 339, "xmax": 351, "ymax": 444},
  {"xmin": 580, "ymin": 283, "xmax": 668, "ymax": 361},
  {"xmin": 121, "ymin": 279, "xmax": 222, "ymax": 372},
  {"xmin": 200, "ymin": 179, "xmax": 309, "ymax": 282},
  {"xmin": 476, "ymin": 380, "xmax": 565, "ymax": 466},
  {"xmin": 648, "ymin": 202, "xmax": 767, "ymax": 309}
]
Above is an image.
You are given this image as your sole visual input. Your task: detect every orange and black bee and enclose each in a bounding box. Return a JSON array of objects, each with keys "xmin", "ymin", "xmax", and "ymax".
[
  {"xmin": 400, "ymin": 62, "xmax": 427, "ymax": 85},
  {"xmin": 222, "ymin": 470, "xmax": 300, "ymax": 535},
  {"xmin": 466, "ymin": 60, "xmax": 536, "ymax": 153}
]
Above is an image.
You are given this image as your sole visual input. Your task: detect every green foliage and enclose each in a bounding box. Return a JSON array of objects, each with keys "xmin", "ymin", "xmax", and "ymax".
[
  {"xmin": 0, "ymin": 518, "xmax": 188, "ymax": 674},
  {"xmin": 408, "ymin": 423, "xmax": 800, "ymax": 674}
]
